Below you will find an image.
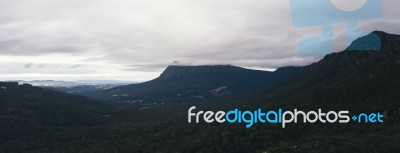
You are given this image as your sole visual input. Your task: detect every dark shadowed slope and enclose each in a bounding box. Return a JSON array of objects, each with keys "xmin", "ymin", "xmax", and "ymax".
[
  {"xmin": 0, "ymin": 82, "xmax": 116, "ymax": 152},
  {"xmin": 126, "ymin": 31, "xmax": 400, "ymax": 153},
  {"xmin": 81, "ymin": 65, "xmax": 299, "ymax": 103}
]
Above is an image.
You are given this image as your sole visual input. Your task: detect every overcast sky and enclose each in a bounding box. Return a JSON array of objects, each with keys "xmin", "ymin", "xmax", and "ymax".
[{"xmin": 0, "ymin": 0, "xmax": 399, "ymax": 81}]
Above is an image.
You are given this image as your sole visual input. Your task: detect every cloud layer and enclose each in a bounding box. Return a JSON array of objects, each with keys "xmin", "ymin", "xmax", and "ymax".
[{"xmin": 0, "ymin": 0, "xmax": 399, "ymax": 81}]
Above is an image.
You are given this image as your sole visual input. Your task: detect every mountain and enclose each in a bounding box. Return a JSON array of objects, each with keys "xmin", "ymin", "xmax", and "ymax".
[
  {"xmin": 81, "ymin": 65, "xmax": 299, "ymax": 104},
  {"xmin": 346, "ymin": 31, "xmax": 399, "ymax": 51},
  {"xmin": 121, "ymin": 31, "xmax": 400, "ymax": 153},
  {"xmin": 15, "ymin": 80, "xmax": 133, "ymax": 94},
  {"xmin": 246, "ymin": 31, "xmax": 400, "ymax": 108},
  {"xmin": 2, "ymin": 31, "xmax": 399, "ymax": 153},
  {"xmin": 71, "ymin": 31, "xmax": 399, "ymax": 153},
  {"xmin": 79, "ymin": 31, "xmax": 399, "ymax": 106}
]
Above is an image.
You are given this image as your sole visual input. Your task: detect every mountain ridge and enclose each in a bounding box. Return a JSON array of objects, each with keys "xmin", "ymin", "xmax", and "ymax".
[
  {"xmin": 159, "ymin": 65, "xmax": 266, "ymax": 79},
  {"xmin": 81, "ymin": 64, "xmax": 296, "ymax": 104},
  {"xmin": 80, "ymin": 31, "xmax": 400, "ymax": 105},
  {"xmin": 2, "ymin": 30, "xmax": 400, "ymax": 153}
]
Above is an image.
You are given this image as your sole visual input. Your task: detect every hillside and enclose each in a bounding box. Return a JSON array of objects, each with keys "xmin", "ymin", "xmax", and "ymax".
[
  {"xmin": 54, "ymin": 31, "xmax": 400, "ymax": 153},
  {"xmin": 1, "ymin": 31, "xmax": 399, "ymax": 153},
  {"xmin": 118, "ymin": 31, "xmax": 400, "ymax": 153},
  {"xmin": 0, "ymin": 82, "xmax": 117, "ymax": 152},
  {"xmin": 81, "ymin": 65, "xmax": 299, "ymax": 104}
]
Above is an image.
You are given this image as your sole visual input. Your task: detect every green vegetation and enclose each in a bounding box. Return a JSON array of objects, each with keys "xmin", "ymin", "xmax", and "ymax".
[{"xmin": 0, "ymin": 31, "xmax": 400, "ymax": 153}]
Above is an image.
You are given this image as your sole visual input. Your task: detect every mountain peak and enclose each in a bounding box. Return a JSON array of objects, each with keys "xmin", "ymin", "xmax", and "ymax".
[
  {"xmin": 371, "ymin": 30, "xmax": 388, "ymax": 35},
  {"xmin": 346, "ymin": 31, "xmax": 400, "ymax": 51},
  {"xmin": 346, "ymin": 32, "xmax": 382, "ymax": 51}
]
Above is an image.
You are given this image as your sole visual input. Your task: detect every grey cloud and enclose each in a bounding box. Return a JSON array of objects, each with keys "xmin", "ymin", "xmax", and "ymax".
[
  {"xmin": 0, "ymin": 0, "xmax": 399, "ymax": 79},
  {"xmin": 123, "ymin": 63, "xmax": 172, "ymax": 72},
  {"xmin": 68, "ymin": 65, "xmax": 84, "ymax": 69},
  {"xmin": 23, "ymin": 63, "xmax": 48, "ymax": 69},
  {"xmin": 36, "ymin": 64, "xmax": 46, "ymax": 68},
  {"xmin": 24, "ymin": 63, "xmax": 34, "ymax": 69}
]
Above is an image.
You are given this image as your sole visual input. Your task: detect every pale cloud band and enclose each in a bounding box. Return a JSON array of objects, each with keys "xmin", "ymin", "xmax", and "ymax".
[{"xmin": 0, "ymin": 0, "xmax": 399, "ymax": 81}]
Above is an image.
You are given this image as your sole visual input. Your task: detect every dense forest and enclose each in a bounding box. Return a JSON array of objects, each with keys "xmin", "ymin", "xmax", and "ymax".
[{"xmin": 0, "ymin": 31, "xmax": 400, "ymax": 153}]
